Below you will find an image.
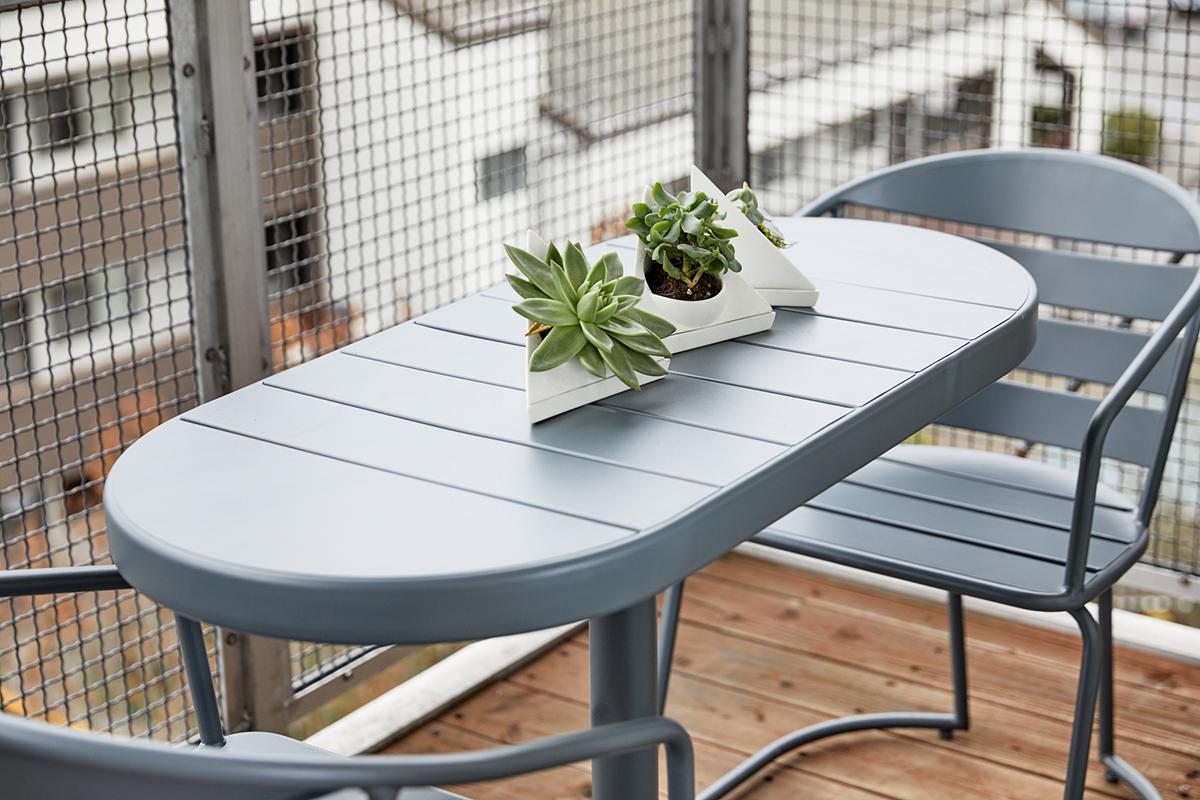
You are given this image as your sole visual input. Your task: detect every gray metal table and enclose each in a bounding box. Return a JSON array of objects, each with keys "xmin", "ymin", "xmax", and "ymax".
[{"xmin": 105, "ymin": 218, "xmax": 1037, "ymax": 800}]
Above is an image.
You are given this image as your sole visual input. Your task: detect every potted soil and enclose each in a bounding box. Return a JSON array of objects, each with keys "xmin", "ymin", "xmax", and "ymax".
[
  {"xmin": 625, "ymin": 182, "xmax": 741, "ymax": 328},
  {"xmin": 623, "ymin": 181, "xmax": 775, "ymax": 352},
  {"xmin": 506, "ymin": 233, "xmax": 676, "ymax": 423}
]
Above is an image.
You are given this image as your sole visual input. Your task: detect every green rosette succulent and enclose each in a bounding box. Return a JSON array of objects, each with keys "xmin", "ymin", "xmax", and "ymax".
[
  {"xmin": 505, "ymin": 241, "xmax": 676, "ymax": 391},
  {"xmin": 727, "ymin": 182, "xmax": 790, "ymax": 249},
  {"xmin": 625, "ymin": 183, "xmax": 740, "ymax": 288}
]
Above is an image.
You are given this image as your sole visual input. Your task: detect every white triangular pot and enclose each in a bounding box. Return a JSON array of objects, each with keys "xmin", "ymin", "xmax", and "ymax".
[
  {"xmin": 691, "ymin": 165, "xmax": 820, "ymax": 308},
  {"xmin": 522, "ymin": 231, "xmax": 668, "ymax": 424}
]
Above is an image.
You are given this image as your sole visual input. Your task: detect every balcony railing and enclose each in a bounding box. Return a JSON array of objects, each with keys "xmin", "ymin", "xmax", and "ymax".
[{"xmin": 1, "ymin": 0, "xmax": 1199, "ymax": 744}]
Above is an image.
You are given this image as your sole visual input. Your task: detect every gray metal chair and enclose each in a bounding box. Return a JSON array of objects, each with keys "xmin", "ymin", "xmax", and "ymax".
[
  {"xmin": 657, "ymin": 148, "xmax": 1200, "ymax": 800},
  {"xmin": 0, "ymin": 566, "xmax": 695, "ymax": 800}
]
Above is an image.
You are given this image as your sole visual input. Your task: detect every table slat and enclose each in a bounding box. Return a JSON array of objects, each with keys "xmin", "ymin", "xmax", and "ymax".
[
  {"xmin": 185, "ymin": 385, "xmax": 713, "ymax": 530},
  {"xmin": 266, "ymin": 354, "xmax": 783, "ymax": 485},
  {"xmin": 348, "ymin": 324, "xmax": 850, "ymax": 443},
  {"xmin": 119, "ymin": 422, "xmax": 633, "ymax": 579}
]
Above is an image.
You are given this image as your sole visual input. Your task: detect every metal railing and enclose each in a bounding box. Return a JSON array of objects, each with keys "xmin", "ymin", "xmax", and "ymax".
[{"xmin": 2, "ymin": 0, "xmax": 1199, "ymax": 741}]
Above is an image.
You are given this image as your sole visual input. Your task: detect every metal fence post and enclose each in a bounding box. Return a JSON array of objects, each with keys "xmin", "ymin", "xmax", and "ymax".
[
  {"xmin": 694, "ymin": 0, "xmax": 749, "ymax": 191},
  {"xmin": 169, "ymin": 0, "xmax": 291, "ymax": 733}
]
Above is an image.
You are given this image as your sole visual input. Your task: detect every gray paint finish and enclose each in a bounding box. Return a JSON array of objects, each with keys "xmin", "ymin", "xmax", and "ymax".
[
  {"xmin": 348, "ymin": 319, "xmax": 850, "ymax": 444},
  {"xmin": 104, "ymin": 218, "xmax": 1036, "ymax": 645}
]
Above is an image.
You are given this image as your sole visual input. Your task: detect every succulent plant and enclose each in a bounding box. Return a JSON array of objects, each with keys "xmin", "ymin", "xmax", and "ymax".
[
  {"xmin": 727, "ymin": 183, "xmax": 789, "ymax": 248},
  {"xmin": 625, "ymin": 183, "xmax": 740, "ymax": 288},
  {"xmin": 505, "ymin": 241, "xmax": 676, "ymax": 391}
]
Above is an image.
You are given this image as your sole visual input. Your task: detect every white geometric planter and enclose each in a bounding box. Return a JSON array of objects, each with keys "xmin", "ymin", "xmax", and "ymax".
[
  {"xmin": 632, "ymin": 242, "xmax": 775, "ymax": 354},
  {"xmin": 691, "ymin": 165, "xmax": 820, "ymax": 308},
  {"xmin": 632, "ymin": 187, "xmax": 775, "ymax": 354},
  {"xmin": 522, "ymin": 231, "xmax": 669, "ymax": 424}
]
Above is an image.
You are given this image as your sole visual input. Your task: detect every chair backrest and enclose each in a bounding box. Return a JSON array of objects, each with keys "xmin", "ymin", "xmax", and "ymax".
[
  {"xmin": 0, "ymin": 702, "xmax": 694, "ymax": 800},
  {"xmin": 802, "ymin": 149, "xmax": 1200, "ymax": 514},
  {"xmin": 0, "ymin": 572, "xmax": 697, "ymax": 800}
]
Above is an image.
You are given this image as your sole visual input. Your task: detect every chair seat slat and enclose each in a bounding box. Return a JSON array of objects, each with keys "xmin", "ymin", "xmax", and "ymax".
[
  {"xmin": 808, "ymin": 482, "xmax": 1129, "ymax": 569},
  {"xmin": 843, "ymin": 456, "xmax": 1137, "ymax": 542}
]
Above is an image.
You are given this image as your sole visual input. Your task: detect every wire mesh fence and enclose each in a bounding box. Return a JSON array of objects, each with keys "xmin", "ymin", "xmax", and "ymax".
[
  {"xmin": 0, "ymin": 0, "xmax": 206, "ymax": 739},
  {"xmin": 245, "ymin": 0, "xmax": 695, "ymax": 688},
  {"xmin": 746, "ymin": 0, "xmax": 1200, "ymax": 580},
  {"xmin": 5, "ymin": 0, "xmax": 1200, "ymax": 747}
]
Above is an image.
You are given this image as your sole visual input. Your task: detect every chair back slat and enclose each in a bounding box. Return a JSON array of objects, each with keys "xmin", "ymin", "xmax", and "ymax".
[
  {"xmin": 1022, "ymin": 318, "xmax": 1181, "ymax": 396},
  {"xmin": 938, "ymin": 382, "xmax": 1161, "ymax": 466},
  {"xmin": 804, "ymin": 149, "xmax": 1200, "ymax": 473},
  {"xmin": 810, "ymin": 149, "xmax": 1200, "ymax": 251},
  {"xmin": 981, "ymin": 240, "xmax": 1198, "ymax": 321}
]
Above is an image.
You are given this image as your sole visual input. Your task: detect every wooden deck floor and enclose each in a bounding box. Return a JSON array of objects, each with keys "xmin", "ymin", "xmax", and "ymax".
[{"xmin": 385, "ymin": 554, "xmax": 1200, "ymax": 799}]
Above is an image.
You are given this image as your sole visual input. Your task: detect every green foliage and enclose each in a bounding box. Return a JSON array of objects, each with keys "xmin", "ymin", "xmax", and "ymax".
[
  {"xmin": 1029, "ymin": 105, "xmax": 1070, "ymax": 148},
  {"xmin": 726, "ymin": 182, "xmax": 789, "ymax": 248},
  {"xmin": 1103, "ymin": 108, "xmax": 1160, "ymax": 166},
  {"xmin": 1031, "ymin": 105, "xmax": 1066, "ymax": 127},
  {"xmin": 505, "ymin": 241, "xmax": 676, "ymax": 391},
  {"xmin": 625, "ymin": 183, "xmax": 740, "ymax": 288}
]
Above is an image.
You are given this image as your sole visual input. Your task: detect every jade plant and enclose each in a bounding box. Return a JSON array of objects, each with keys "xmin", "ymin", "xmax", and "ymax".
[
  {"xmin": 727, "ymin": 183, "xmax": 790, "ymax": 249},
  {"xmin": 505, "ymin": 241, "xmax": 676, "ymax": 391},
  {"xmin": 625, "ymin": 183, "xmax": 740, "ymax": 298}
]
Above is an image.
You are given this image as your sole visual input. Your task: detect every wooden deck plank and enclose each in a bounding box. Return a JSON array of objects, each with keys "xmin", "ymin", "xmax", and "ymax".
[
  {"xmin": 678, "ymin": 573, "xmax": 1199, "ymax": 753},
  {"xmin": 516, "ymin": 633, "xmax": 1197, "ymax": 796},
  {"xmin": 704, "ymin": 554, "xmax": 1200, "ymax": 701},
  {"xmin": 385, "ymin": 555, "xmax": 1198, "ymax": 798},
  {"xmin": 396, "ymin": 691, "xmax": 878, "ymax": 799}
]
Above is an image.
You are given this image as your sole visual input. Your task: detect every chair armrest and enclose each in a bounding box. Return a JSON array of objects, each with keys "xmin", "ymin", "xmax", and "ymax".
[
  {"xmin": 0, "ymin": 565, "xmax": 129, "ymax": 598},
  {"xmin": 1065, "ymin": 267, "xmax": 1200, "ymax": 590},
  {"xmin": 204, "ymin": 717, "xmax": 695, "ymax": 800}
]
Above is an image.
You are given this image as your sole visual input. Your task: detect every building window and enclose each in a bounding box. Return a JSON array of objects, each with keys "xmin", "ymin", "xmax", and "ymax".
[
  {"xmin": 849, "ymin": 111, "xmax": 877, "ymax": 150},
  {"xmin": 42, "ymin": 277, "xmax": 93, "ymax": 340},
  {"xmin": 0, "ymin": 297, "xmax": 27, "ymax": 379},
  {"xmin": 476, "ymin": 146, "xmax": 527, "ymax": 200},
  {"xmin": 256, "ymin": 34, "xmax": 305, "ymax": 119},
  {"xmin": 37, "ymin": 268, "xmax": 136, "ymax": 342},
  {"xmin": 1029, "ymin": 50, "xmax": 1076, "ymax": 149},
  {"xmin": 751, "ymin": 138, "xmax": 807, "ymax": 188},
  {"xmin": 26, "ymin": 84, "xmax": 81, "ymax": 149},
  {"xmin": 265, "ymin": 215, "xmax": 315, "ymax": 295},
  {"xmin": 922, "ymin": 72, "xmax": 996, "ymax": 153}
]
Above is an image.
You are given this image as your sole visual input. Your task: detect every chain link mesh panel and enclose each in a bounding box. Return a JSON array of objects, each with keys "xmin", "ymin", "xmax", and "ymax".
[
  {"xmin": 0, "ymin": 0, "xmax": 212, "ymax": 740},
  {"xmin": 245, "ymin": 0, "xmax": 694, "ymax": 685},
  {"xmin": 748, "ymin": 0, "xmax": 1200, "ymax": 579},
  {"xmin": 7, "ymin": 0, "xmax": 1200, "ymax": 742}
]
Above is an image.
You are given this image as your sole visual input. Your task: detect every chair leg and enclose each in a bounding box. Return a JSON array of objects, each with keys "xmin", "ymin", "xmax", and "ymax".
[
  {"xmin": 1096, "ymin": 591, "xmax": 1163, "ymax": 799},
  {"xmin": 175, "ymin": 614, "xmax": 226, "ymax": 747},
  {"xmin": 1064, "ymin": 607, "xmax": 1102, "ymax": 800},
  {"xmin": 939, "ymin": 592, "xmax": 970, "ymax": 739},
  {"xmin": 1098, "ymin": 590, "xmax": 1116, "ymax": 779},
  {"xmin": 657, "ymin": 581, "xmax": 685, "ymax": 715},
  {"xmin": 694, "ymin": 591, "xmax": 970, "ymax": 800}
]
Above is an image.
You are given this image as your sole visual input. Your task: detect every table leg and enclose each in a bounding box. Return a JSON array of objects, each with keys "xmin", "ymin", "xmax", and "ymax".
[{"xmin": 589, "ymin": 597, "xmax": 659, "ymax": 800}]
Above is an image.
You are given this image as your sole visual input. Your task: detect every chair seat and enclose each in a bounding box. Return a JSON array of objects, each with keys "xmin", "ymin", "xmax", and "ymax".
[
  {"xmin": 222, "ymin": 732, "xmax": 465, "ymax": 800},
  {"xmin": 754, "ymin": 444, "xmax": 1147, "ymax": 610}
]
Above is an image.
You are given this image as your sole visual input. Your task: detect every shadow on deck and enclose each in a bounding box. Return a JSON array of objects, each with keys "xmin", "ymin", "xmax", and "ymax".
[{"xmin": 385, "ymin": 553, "xmax": 1200, "ymax": 799}]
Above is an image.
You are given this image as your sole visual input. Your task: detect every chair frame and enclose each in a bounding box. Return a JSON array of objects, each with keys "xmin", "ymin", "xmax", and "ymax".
[
  {"xmin": 0, "ymin": 566, "xmax": 695, "ymax": 800},
  {"xmin": 657, "ymin": 149, "xmax": 1200, "ymax": 800}
]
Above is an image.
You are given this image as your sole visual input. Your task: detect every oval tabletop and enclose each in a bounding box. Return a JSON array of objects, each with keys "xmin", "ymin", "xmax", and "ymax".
[{"xmin": 104, "ymin": 219, "xmax": 1037, "ymax": 645}]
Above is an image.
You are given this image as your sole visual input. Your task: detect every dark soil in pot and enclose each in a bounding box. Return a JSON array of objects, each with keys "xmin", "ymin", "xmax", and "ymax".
[{"xmin": 645, "ymin": 259, "xmax": 723, "ymax": 301}]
